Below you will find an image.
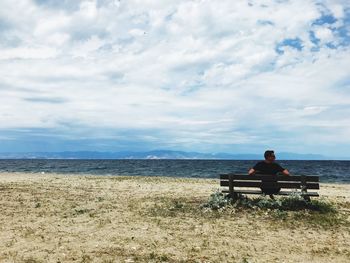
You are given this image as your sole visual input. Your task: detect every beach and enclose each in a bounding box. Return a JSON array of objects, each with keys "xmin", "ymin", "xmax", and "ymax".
[{"xmin": 0, "ymin": 173, "xmax": 349, "ymax": 263}]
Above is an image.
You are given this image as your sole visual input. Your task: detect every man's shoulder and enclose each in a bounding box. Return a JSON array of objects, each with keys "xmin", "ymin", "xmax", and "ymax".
[
  {"xmin": 254, "ymin": 161, "xmax": 265, "ymax": 167},
  {"xmin": 273, "ymin": 162, "xmax": 283, "ymax": 167}
]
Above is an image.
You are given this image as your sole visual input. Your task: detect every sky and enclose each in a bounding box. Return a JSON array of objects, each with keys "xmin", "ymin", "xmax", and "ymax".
[{"xmin": 0, "ymin": 0, "xmax": 350, "ymax": 157}]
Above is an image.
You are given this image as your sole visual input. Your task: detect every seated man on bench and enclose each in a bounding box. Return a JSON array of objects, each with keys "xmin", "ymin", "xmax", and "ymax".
[{"xmin": 248, "ymin": 150, "xmax": 290, "ymax": 197}]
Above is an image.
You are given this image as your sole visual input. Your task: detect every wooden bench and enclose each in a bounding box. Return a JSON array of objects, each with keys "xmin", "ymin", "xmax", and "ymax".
[{"xmin": 220, "ymin": 174, "xmax": 320, "ymax": 200}]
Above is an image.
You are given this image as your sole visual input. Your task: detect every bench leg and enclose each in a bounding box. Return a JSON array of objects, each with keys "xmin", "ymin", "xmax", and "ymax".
[
  {"xmin": 303, "ymin": 195, "xmax": 311, "ymax": 202},
  {"xmin": 226, "ymin": 192, "xmax": 239, "ymax": 200},
  {"xmin": 301, "ymin": 188, "xmax": 311, "ymax": 202}
]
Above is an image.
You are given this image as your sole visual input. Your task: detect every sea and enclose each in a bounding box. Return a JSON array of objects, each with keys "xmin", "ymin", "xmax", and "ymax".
[{"xmin": 0, "ymin": 159, "xmax": 349, "ymax": 183}]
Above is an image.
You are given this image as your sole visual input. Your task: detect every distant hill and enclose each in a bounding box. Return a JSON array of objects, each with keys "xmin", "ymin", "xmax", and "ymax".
[
  {"xmin": 277, "ymin": 152, "xmax": 327, "ymax": 160},
  {"xmin": 0, "ymin": 150, "xmax": 336, "ymax": 160}
]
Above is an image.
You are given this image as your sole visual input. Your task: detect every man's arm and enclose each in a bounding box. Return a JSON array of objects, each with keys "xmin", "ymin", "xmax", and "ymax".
[
  {"xmin": 248, "ymin": 168, "xmax": 255, "ymax": 175},
  {"xmin": 282, "ymin": 169, "xmax": 290, "ymax": 176}
]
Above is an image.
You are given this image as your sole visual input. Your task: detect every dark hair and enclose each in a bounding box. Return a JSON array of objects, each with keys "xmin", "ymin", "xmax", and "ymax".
[{"xmin": 264, "ymin": 150, "xmax": 275, "ymax": 159}]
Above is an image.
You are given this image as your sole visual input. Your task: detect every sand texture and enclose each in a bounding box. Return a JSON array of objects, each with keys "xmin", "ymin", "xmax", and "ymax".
[{"xmin": 0, "ymin": 173, "xmax": 349, "ymax": 263}]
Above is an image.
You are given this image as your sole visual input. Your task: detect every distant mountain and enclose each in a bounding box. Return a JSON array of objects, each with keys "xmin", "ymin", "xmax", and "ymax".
[
  {"xmin": 277, "ymin": 152, "xmax": 327, "ymax": 160},
  {"xmin": 0, "ymin": 150, "xmax": 336, "ymax": 160}
]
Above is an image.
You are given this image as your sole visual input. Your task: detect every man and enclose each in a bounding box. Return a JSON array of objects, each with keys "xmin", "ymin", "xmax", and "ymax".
[{"xmin": 248, "ymin": 150, "xmax": 290, "ymax": 197}]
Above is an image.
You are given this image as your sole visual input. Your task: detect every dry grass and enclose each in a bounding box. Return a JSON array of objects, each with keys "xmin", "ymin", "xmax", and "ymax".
[{"xmin": 0, "ymin": 172, "xmax": 349, "ymax": 263}]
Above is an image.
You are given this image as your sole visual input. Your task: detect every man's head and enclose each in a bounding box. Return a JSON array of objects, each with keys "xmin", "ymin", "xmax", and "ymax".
[{"xmin": 264, "ymin": 150, "xmax": 276, "ymax": 163}]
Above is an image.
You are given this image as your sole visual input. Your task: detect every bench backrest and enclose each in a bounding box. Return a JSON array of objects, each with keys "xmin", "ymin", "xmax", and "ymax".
[{"xmin": 220, "ymin": 174, "xmax": 319, "ymax": 192}]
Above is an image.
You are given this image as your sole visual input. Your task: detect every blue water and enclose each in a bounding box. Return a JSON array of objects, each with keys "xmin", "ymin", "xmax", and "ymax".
[{"xmin": 0, "ymin": 159, "xmax": 349, "ymax": 183}]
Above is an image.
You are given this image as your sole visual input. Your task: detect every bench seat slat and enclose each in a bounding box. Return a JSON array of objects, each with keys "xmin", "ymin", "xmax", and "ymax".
[
  {"xmin": 220, "ymin": 181, "xmax": 319, "ymax": 189},
  {"xmin": 220, "ymin": 174, "xmax": 319, "ymax": 182}
]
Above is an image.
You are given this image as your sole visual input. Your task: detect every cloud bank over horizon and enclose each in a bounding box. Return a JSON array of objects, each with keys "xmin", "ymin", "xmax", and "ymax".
[{"xmin": 0, "ymin": 0, "xmax": 350, "ymax": 156}]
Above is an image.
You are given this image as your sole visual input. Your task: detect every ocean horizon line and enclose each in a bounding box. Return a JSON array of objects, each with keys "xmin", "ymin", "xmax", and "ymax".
[{"xmin": 0, "ymin": 150, "xmax": 349, "ymax": 160}]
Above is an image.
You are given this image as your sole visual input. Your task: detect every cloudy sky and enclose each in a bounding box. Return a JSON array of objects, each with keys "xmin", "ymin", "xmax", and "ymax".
[{"xmin": 0, "ymin": 0, "xmax": 350, "ymax": 156}]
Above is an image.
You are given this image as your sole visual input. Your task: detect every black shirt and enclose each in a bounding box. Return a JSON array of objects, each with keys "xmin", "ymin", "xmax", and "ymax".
[{"xmin": 253, "ymin": 161, "xmax": 285, "ymax": 175}]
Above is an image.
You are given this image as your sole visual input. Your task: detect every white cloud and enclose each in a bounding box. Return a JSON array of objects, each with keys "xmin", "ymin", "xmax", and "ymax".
[
  {"xmin": 0, "ymin": 0, "xmax": 349, "ymax": 155},
  {"xmin": 34, "ymin": 14, "xmax": 71, "ymax": 36},
  {"xmin": 314, "ymin": 27, "xmax": 334, "ymax": 44},
  {"xmin": 330, "ymin": 4, "xmax": 344, "ymax": 19},
  {"xmin": 0, "ymin": 46, "xmax": 57, "ymax": 59}
]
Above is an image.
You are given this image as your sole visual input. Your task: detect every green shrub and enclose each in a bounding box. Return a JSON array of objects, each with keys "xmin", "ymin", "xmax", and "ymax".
[
  {"xmin": 203, "ymin": 190, "xmax": 336, "ymax": 214},
  {"xmin": 307, "ymin": 199, "xmax": 337, "ymax": 213},
  {"xmin": 201, "ymin": 190, "xmax": 229, "ymax": 210}
]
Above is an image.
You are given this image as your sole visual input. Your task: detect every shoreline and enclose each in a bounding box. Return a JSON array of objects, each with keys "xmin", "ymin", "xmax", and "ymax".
[
  {"xmin": 1, "ymin": 171, "xmax": 350, "ymax": 183},
  {"xmin": 1, "ymin": 172, "xmax": 349, "ymax": 262}
]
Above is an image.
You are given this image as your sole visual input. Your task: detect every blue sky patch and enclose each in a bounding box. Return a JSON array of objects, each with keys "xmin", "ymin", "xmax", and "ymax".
[
  {"xmin": 312, "ymin": 14, "xmax": 337, "ymax": 26},
  {"xmin": 309, "ymin": 31, "xmax": 320, "ymax": 45},
  {"xmin": 276, "ymin": 38, "xmax": 303, "ymax": 54}
]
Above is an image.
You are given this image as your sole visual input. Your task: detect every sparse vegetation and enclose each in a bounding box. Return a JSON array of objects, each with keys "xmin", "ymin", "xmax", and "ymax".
[
  {"xmin": 200, "ymin": 190, "xmax": 228, "ymax": 210},
  {"xmin": 234, "ymin": 192, "xmax": 336, "ymax": 213},
  {"xmin": 147, "ymin": 197, "xmax": 199, "ymax": 217},
  {"xmin": 74, "ymin": 208, "xmax": 91, "ymax": 215},
  {"xmin": 199, "ymin": 190, "xmax": 350, "ymax": 229},
  {"xmin": 143, "ymin": 190, "xmax": 349, "ymax": 230},
  {"xmin": 201, "ymin": 190, "xmax": 336, "ymax": 213}
]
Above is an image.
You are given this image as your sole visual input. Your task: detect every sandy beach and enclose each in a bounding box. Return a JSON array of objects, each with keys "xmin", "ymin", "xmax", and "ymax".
[{"xmin": 0, "ymin": 173, "xmax": 349, "ymax": 263}]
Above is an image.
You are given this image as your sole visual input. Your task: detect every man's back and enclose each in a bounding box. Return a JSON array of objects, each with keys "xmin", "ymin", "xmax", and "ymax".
[{"xmin": 253, "ymin": 161, "xmax": 285, "ymax": 175}]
